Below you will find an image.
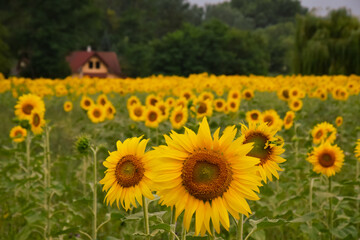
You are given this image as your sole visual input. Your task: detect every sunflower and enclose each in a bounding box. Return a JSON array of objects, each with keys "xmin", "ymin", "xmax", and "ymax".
[
  {"xmin": 156, "ymin": 101, "xmax": 170, "ymax": 121},
  {"xmin": 239, "ymin": 123, "xmax": 286, "ymax": 183},
  {"xmin": 30, "ymin": 110, "xmax": 45, "ymax": 135},
  {"xmin": 9, "ymin": 126, "xmax": 27, "ymax": 143},
  {"xmin": 289, "ymin": 99, "xmax": 303, "ymax": 112},
  {"xmin": 311, "ymin": 122, "xmax": 337, "ymax": 145},
  {"xmin": 307, "ymin": 142, "xmax": 344, "ymax": 177},
  {"xmin": 87, "ymin": 104, "xmax": 106, "ymax": 123},
  {"xmin": 335, "ymin": 116, "xmax": 343, "ymax": 127},
  {"xmin": 213, "ymin": 98, "xmax": 225, "ymax": 112},
  {"xmin": 144, "ymin": 106, "xmax": 161, "ymax": 128},
  {"xmin": 228, "ymin": 89, "xmax": 241, "ymax": 102},
  {"xmin": 355, "ymin": 139, "xmax": 360, "ymax": 161},
  {"xmin": 14, "ymin": 94, "xmax": 45, "ymax": 120},
  {"xmin": 180, "ymin": 89, "xmax": 194, "ymax": 101},
  {"xmin": 99, "ymin": 137, "xmax": 154, "ymax": 210},
  {"xmin": 175, "ymin": 97, "xmax": 188, "ymax": 109},
  {"xmin": 129, "ymin": 105, "xmax": 145, "ymax": 122},
  {"xmin": 261, "ymin": 110, "xmax": 283, "ymax": 130},
  {"xmin": 170, "ymin": 106, "xmax": 188, "ymax": 129},
  {"xmin": 227, "ymin": 99, "xmax": 240, "ymax": 113},
  {"xmin": 194, "ymin": 100, "xmax": 213, "ymax": 119},
  {"xmin": 199, "ymin": 91, "xmax": 214, "ymax": 102},
  {"xmin": 165, "ymin": 97, "xmax": 176, "ymax": 108},
  {"xmin": 283, "ymin": 111, "xmax": 295, "ymax": 130},
  {"xmin": 242, "ymin": 89, "xmax": 254, "ymax": 100},
  {"xmin": 150, "ymin": 118, "xmax": 262, "ymax": 236},
  {"xmin": 246, "ymin": 110, "xmax": 261, "ymax": 124},
  {"xmin": 97, "ymin": 94, "xmax": 109, "ymax": 106},
  {"xmin": 80, "ymin": 95, "xmax": 94, "ymax": 111},
  {"xmin": 127, "ymin": 96, "xmax": 141, "ymax": 109},
  {"xmin": 277, "ymin": 88, "xmax": 290, "ymax": 101},
  {"xmin": 63, "ymin": 101, "xmax": 73, "ymax": 112},
  {"xmin": 146, "ymin": 94, "xmax": 160, "ymax": 107},
  {"xmin": 105, "ymin": 103, "xmax": 116, "ymax": 120}
]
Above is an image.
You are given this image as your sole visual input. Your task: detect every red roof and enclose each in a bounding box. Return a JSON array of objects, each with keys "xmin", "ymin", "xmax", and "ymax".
[{"xmin": 66, "ymin": 51, "xmax": 122, "ymax": 77}]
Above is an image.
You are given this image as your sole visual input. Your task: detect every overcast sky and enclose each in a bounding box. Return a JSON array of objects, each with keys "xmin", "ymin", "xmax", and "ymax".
[{"xmin": 188, "ymin": 0, "xmax": 360, "ymax": 17}]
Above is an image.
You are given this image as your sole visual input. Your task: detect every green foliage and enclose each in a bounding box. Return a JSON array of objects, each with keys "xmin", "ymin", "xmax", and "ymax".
[
  {"xmin": 293, "ymin": 9, "xmax": 360, "ymax": 75},
  {"xmin": 0, "ymin": 24, "xmax": 11, "ymax": 76},
  {"xmin": 151, "ymin": 20, "xmax": 269, "ymax": 76}
]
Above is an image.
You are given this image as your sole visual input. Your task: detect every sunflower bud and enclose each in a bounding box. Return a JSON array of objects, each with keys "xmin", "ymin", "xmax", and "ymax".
[{"xmin": 75, "ymin": 135, "xmax": 90, "ymax": 155}]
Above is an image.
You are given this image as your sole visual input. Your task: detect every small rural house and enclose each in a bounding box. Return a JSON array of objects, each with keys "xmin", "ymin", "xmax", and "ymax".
[{"xmin": 66, "ymin": 48, "xmax": 122, "ymax": 78}]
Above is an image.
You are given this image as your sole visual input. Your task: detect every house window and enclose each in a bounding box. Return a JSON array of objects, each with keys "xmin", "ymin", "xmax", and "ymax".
[
  {"xmin": 89, "ymin": 61, "xmax": 93, "ymax": 69},
  {"xmin": 96, "ymin": 61, "xmax": 100, "ymax": 69}
]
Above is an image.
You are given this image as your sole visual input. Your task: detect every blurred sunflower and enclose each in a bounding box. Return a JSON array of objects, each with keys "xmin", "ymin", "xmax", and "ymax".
[
  {"xmin": 246, "ymin": 110, "xmax": 261, "ymax": 124},
  {"xmin": 289, "ymin": 99, "xmax": 303, "ymax": 112},
  {"xmin": 146, "ymin": 94, "xmax": 160, "ymax": 107},
  {"xmin": 127, "ymin": 96, "xmax": 141, "ymax": 109},
  {"xmin": 311, "ymin": 122, "xmax": 337, "ymax": 145},
  {"xmin": 180, "ymin": 89, "xmax": 194, "ymax": 101},
  {"xmin": 63, "ymin": 101, "xmax": 73, "ymax": 112},
  {"xmin": 129, "ymin": 105, "xmax": 145, "ymax": 122},
  {"xmin": 355, "ymin": 140, "xmax": 360, "ymax": 161},
  {"xmin": 261, "ymin": 109, "xmax": 283, "ymax": 130},
  {"xmin": 194, "ymin": 100, "xmax": 213, "ymax": 119},
  {"xmin": 227, "ymin": 99, "xmax": 240, "ymax": 113},
  {"xmin": 15, "ymin": 94, "xmax": 45, "ymax": 120},
  {"xmin": 80, "ymin": 95, "xmax": 94, "ymax": 111},
  {"xmin": 239, "ymin": 123, "xmax": 286, "ymax": 183},
  {"xmin": 30, "ymin": 110, "xmax": 45, "ymax": 135},
  {"xmin": 199, "ymin": 91, "xmax": 214, "ymax": 102},
  {"xmin": 283, "ymin": 111, "xmax": 295, "ymax": 130},
  {"xmin": 99, "ymin": 137, "xmax": 154, "ymax": 210},
  {"xmin": 150, "ymin": 118, "xmax": 262, "ymax": 236},
  {"xmin": 144, "ymin": 106, "xmax": 161, "ymax": 128},
  {"xmin": 97, "ymin": 94, "xmax": 109, "ymax": 106},
  {"xmin": 228, "ymin": 89, "xmax": 241, "ymax": 102},
  {"xmin": 213, "ymin": 98, "xmax": 226, "ymax": 112},
  {"xmin": 165, "ymin": 97, "xmax": 176, "ymax": 108},
  {"xmin": 105, "ymin": 103, "xmax": 116, "ymax": 120},
  {"xmin": 170, "ymin": 106, "xmax": 188, "ymax": 129},
  {"xmin": 277, "ymin": 88, "xmax": 290, "ymax": 101},
  {"xmin": 9, "ymin": 126, "xmax": 27, "ymax": 143},
  {"xmin": 307, "ymin": 142, "xmax": 344, "ymax": 177},
  {"xmin": 335, "ymin": 116, "xmax": 343, "ymax": 127},
  {"xmin": 156, "ymin": 101, "xmax": 170, "ymax": 121},
  {"xmin": 242, "ymin": 89, "xmax": 254, "ymax": 100},
  {"xmin": 175, "ymin": 97, "xmax": 188, "ymax": 109},
  {"xmin": 87, "ymin": 104, "xmax": 106, "ymax": 123}
]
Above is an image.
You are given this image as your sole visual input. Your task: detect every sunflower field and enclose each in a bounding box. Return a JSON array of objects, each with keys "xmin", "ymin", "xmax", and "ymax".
[{"xmin": 0, "ymin": 74, "xmax": 360, "ymax": 240}]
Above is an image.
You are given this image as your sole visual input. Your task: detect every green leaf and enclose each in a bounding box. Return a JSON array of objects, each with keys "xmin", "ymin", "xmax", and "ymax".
[{"xmin": 51, "ymin": 227, "xmax": 79, "ymax": 237}]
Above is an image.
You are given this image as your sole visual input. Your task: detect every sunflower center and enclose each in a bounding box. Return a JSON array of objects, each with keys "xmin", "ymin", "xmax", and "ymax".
[
  {"xmin": 245, "ymin": 92, "xmax": 251, "ymax": 98},
  {"xmin": 315, "ymin": 130, "xmax": 323, "ymax": 139},
  {"xmin": 232, "ymin": 93, "xmax": 239, "ymax": 99},
  {"xmin": 22, "ymin": 104, "xmax": 33, "ymax": 115},
  {"xmin": 251, "ymin": 113, "xmax": 259, "ymax": 120},
  {"xmin": 130, "ymin": 99, "xmax": 137, "ymax": 106},
  {"xmin": 198, "ymin": 103, "xmax": 207, "ymax": 114},
  {"xmin": 159, "ymin": 106, "xmax": 166, "ymax": 115},
  {"xmin": 285, "ymin": 116, "xmax": 292, "ymax": 124},
  {"xmin": 33, "ymin": 113, "xmax": 41, "ymax": 127},
  {"xmin": 14, "ymin": 130, "xmax": 23, "ymax": 137},
  {"xmin": 184, "ymin": 93, "xmax": 190, "ymax": 100},
  {"xmin": 264, "ymin": 116, "xmax": 274, "ymax": 126},
  {"xmin": 216, "ymin": 101, "xmax": 223, "ymax": 108},
  {"xmin": 150, "ymin": 98, "xmax": 158, "ymax": 106},
  {"xmin": 108, "ymin": 107, "xmax": 113, "ymax": 114},
  {"xmin": 230, "ymin": 102, "xmax": 236, "ymax": 108},
  {"xmin": 93, "ymin": 109, "xmax": 101, "ymax": 118},
  {"xmin": 85, "ymin": 100, "xmax": 91, "ymax": 106},
  {"xmin": 294, "ymin": 102, "xmax": 299, "ymax": 107},
  {"xmin": 244, "ymin": 133, "xmax": 270, "ymax": 164},
  {"xmin": 181, "ymin": 150, "xmax": 232, "ymax": 201},
  {"xmin": 115, "ymin": 155, "xmax": 145, "ymax": 187},
  {"xmin": 134, "ymin": 107, "xmax": 143, "ymax": 117},
  {"xmin": 100, "ymin": 98, "xmax": 106, "ymax": 105},
  {"xmin": 319, "ymin": 152, "xmax": 335, "ymax": 168},
  {"xmin": 282, "ymin": 90, "xmax": 289, "ymax": 99},
  {"xmin": 175, "ymin": 113, "xmax": 183, "ymax": 123},
  {"xmin": 148, "ymin": 112, "xmax": 158, "ymax": 122}
]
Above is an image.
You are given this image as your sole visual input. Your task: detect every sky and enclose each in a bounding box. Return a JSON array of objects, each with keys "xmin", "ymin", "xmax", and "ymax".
[{"xmin": 188, "ymin": 0, "xmax": 360, "ymax": 17}]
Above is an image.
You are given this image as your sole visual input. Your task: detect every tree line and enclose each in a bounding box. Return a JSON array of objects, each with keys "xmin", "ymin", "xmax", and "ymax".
[{"xmin": 0, "ymin": 0, "xmax": 359, "ymax": 78}]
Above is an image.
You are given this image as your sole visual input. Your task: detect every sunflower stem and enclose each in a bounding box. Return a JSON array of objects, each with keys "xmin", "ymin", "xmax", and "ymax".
[
  {"xmin": 236, "ymin": 214, "xmax": 244, "ymax": 240},
  {"xmin": 91, "ymin": 147, "xmax": 98, "ymax": 240},
  {"xmin": 46, "ymin": 126, "xmax": 51, "ymax": 239},
  {"xmin": 142, "ymin": 195, "xmax": 150, "ymax": 240},
  {"xmin": 170, "ymin": 207, "xmax": 176, "ymax": 240},
  {"xmin": 181, "ymin": 224, "xmax": 186, "ymax": 240},
  {"xmin": 328, "ymin": 177, "xmax": 333, "ymax": 239},
  {"xmin": 309, "ymin": 178, "xmax": 315, "ymax": 228},
  {"xmin": 82, "ymin": 156, "xmax": 88, "ymax": 196},
  {"xmin": 210, "ymin": 222, "xmax": 216, "ymax": 240},
  {"xmin": 25, "ymin": 133, "xmax": 31, "ymax": 200}
]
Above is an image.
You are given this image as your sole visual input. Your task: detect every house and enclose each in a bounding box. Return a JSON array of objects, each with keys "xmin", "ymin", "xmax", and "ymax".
[{"xmin": 66, "ymin": 49, "xmax": 122, "ymax": 78}]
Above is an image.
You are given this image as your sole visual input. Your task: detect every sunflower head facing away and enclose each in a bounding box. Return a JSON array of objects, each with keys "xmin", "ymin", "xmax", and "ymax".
[
  {"xmin": 10, "ymin": 126, "xmax": 27, "ymax": 143},
  {"xmin": 150, "ymin": 117, "xmax": 262, "ymax": 236},
  {"xmin": 99, "ymin": 137, "xmax": 154, "ymax": 211},
  {"xmin": 239, "ymin": 122, "xmax": 286, "ymax": 183},
  {"xmin": 15, "ymin": 94, "xmax": 45, "ymax": 120},
  {"xmin": 307, "ymin": 142, "xmax": 344, "ymax": 177}
]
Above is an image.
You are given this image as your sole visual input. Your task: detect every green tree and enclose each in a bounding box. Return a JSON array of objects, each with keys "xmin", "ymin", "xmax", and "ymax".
[
  {"xmin": 0, "ymin": 23, "xmax": 11, "ymax": 76},
  {"xmin": 293, "ymin": 9, "xmax": 360, "ymax": 75}
]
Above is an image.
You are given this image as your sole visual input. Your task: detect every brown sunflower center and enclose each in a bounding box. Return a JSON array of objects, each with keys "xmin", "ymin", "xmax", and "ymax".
[
  {"xmin": 251, "ymin": 113, "xmax": 259, "ymax": 120},
  {"xmin": 197, "ymin": 102, "xmax": 207, "ymax": 114},
  {"xmin": 245, "ymin": 92, "xmax": 251, "ymax": 98},
  {"xmin": 264, "ymin": 116, "xmax": 274, "ymax": 126},
  {"xmin": 150, "ymin": 98, "xmax": 158, "ymax": 106},
  {"xmin": 216, "ymin": 101, "xmax": 223, "ymax": 108},
  {"xmin": 175, "ymin": 113, "xmax": 183, "ymax": 123},
  {"xmin": 115, "ymin": 155, "xmax": 145, "ymax": 187},
  {"xmin": 244, "ymin": 133, "xmax": 271, "ymax": 164},
  {"xmin": 14, "ymin": 130, "xmax": 23, "ymax": 137},
  {"xmin": 130, "ymin": 99, "xmax": 138, "ymax": 105},
  {"xmin": 282, "ymin": 90, "xmax": 289, "ymax": 99},
  {"xmin": 318, "ymin": 152, "xmax": 335, "ymax": 168},
  {"xmin": 134, "ymin": 107, "xmax": 143, "ymax": 117},
  {"xmin": 159, "ymin": 106, "xmax": 166, "ymax": 115},
  {"xmin": 84, "ymin": 100, "xmax": 91, "ymax": 106},
  {"xmin": 285, "ymin": 115, "xmax": 293, "ymax": 124},
  {"xmin": 32, "ymin": 113, "xmax": 41, "ymax": 127},
  {"xmin": 100, "ymin": 98, "xmax": 106, "ymax": 105},
  {"xmin": 108, "ymin": 107, "xmax": 113, "ymax": 114},
  {"xmin": 181, "ymin": 150, "xmax": 232, "ymax": 201},
  {"xmin": 22, "ymin": 104, "xmax": 34, "ymax": 115},
  {"xmin": 148, "ymin": 111, "xmax": 158, "ymax": 122},
  {"xmin": 294, "ymin": 101, "xmax": 299, "ymax": 107},
  {"xmin": 315, "ymin": 130, "xmax": 323, "ymax": 139},
  {"xmin": 230, "ymin": 102, "xmax": 236, "ymax": 108},
  {"xmin": 232, "ymin": 93, "xmax": 239, "ymax": 99},
  {"xmin": 184, "ymin": 93, "xmax": 190, "ymax": 100},
  {"xmin": 93, "ymin": 109, "xmax": 101, "ymax": 118}
]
